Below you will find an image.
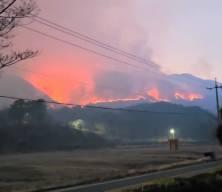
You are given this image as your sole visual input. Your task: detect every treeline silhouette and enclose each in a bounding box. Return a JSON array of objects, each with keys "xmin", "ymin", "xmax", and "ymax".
[
  {"xmin": 0, "ymin": 99, "xmax": 110, "ymax": 153},
  {"xmin": 52, "ymin": 102, "xmax": 217, "ymax": 142}
]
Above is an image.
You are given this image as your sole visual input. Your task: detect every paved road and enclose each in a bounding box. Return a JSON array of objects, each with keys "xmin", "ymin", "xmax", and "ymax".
[{"xmin": 50, "ymin": 160, "xmax": 222, "ymax": 192}]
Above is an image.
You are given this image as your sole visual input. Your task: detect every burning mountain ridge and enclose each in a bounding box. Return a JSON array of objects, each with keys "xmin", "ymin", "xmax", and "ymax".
[
  {"xmin": 1, "ymin": 69, "xmax": 218, "ymax": 113},
  {"xmin": 24, "ymin": 70, "xmax": 204, "ymax": 105},
  {"xmin": 174, "ymin": 92, "xmax": 203, "ymax": 101},
  {"xmin": 3, "ymin": 53, "xmax": 218, "ymax": 112},
  {"xmin": 15, "ymin": 58, "xmax": 204, "ymax": 107}
]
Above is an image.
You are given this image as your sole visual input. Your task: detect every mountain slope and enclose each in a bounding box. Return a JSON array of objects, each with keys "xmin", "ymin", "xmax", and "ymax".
[
  {"xmin": 0, "ymin": 73, "xmax": 50, "ymax": 108},
  {"xmin": 168, "ymin": 73, "xmax": 217, "ymax": 112},
  {"xmin": 52, "ymin": 102, "xmax": 217, "ymax": 142}
]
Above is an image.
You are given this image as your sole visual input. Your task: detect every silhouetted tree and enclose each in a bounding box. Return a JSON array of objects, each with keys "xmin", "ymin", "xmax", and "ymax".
[
  {"xmin": 26, "ymin": 99, "xmax": 48, "ymax": 125},
  {"xmin": 8, "ymin": 99, "xmax": 26, "ymax": 125},
  {"xmin": 0, "ymin": 0, "xmax": 38, "ymax": 70},
  {"xmin": 8, "ymin": 99, "xmax": 48, "ymax": 126},
  {"xmin": 0, "ymin": 101, "xmax": 111, "ymax": 153}
]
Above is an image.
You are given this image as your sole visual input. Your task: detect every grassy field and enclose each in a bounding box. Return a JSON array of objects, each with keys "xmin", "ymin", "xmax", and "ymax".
[{"xmin": 0, "ymin": 143, "xmax": 221, "ymax": 192}]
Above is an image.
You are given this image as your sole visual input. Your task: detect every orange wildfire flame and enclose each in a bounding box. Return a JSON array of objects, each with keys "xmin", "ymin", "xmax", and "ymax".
[
  {"xmin": 147, "ymin": 88, "xmax": 169, "ymax": 101},
  {"xmin": 174, "ymin": 92, "xmax": 203, "ymax": 101},
  {"xmin": 22, "ymin": 58, "xmax": 147, "ymax": 105},
  {"xmin": 21, "ymin": 58, "xmax": 203, "ymax": 105},
  {"xmin": 89, "ymin": 96, "xmax": 146, "ymax": 104},
  {"xmin": 22, "ymin": 58, "xmax": 97, "ymax": 105}
]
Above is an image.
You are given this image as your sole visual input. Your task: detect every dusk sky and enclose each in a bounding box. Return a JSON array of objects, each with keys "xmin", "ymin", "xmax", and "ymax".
[
  {"xmin": 18, "ymin": 0, "xmax": 222, "ymax": 78},
  {"xmin": 3, "ymin": 0, "xmax": 222, "ymax": 105}
]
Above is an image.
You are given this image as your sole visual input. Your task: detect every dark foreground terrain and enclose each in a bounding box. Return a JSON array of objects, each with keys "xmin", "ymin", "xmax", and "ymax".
[
  {"xmin": 0, "ymin": 144, "xmax": 221, "ymax": 192},
  {"xmin": 122, "ymin": 168, "xmax": 222, "ymax": 192}
]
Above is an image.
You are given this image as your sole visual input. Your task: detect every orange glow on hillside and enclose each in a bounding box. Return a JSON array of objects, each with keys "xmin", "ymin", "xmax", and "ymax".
[
  {"xmin": 21, "ymin": 57, "xmax": 204, "ymax": 105},
  {"xmin": 27, "ymin": 73, "xmax": 94, "ymax": 104},
  {"xmin": 146, "ymin": 88, "xmax": 169, "ymax": 101},
  {"xmin": 147, "ymin": 88, "xmax": 161, "ymax": 101},
  {"xmin": 175, "ymin": 92, "xmax": 203, "ymax": 101},
  {"xmin": 22, "ymin": 58, "xmax": 147, "ymax": 105},
  {"xmin": 89, "ymin": 95, "xmax": 146, "ymax": 104},
  {"xmin": 23, "ymin": 58, "xmax": 96, "ymax": 105}
]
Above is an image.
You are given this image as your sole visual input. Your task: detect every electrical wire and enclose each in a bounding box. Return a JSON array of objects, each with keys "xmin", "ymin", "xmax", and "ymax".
[{"xmin": 0, "ymin": 95, "xmax": 193, "ymax": 116}]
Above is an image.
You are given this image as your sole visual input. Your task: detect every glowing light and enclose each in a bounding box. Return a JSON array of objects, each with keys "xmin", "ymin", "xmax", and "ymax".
[
  {"xmin": 170, "ymin": 128, "xmax": 175, "ymax": 135},
  {"xmin": 169, "ymin": 128, "xmax": 175, "ymax": 139}
]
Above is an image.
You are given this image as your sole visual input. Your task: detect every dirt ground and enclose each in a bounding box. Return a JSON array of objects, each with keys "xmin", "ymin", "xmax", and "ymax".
[{"xmin": 0, "ymin": 143, "xmax": 221, "ymax": 192}]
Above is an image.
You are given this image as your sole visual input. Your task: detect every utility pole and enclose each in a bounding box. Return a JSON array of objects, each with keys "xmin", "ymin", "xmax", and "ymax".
[{"xmin": 207, "ymin": 78, "xmax": 222, "ymax": 122}]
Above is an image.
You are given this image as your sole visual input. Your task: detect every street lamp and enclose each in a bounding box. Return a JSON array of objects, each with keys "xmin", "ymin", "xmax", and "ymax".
[
  {"xmin": 169, "ymin": 128, "xmax": 178, "ymax": 151},
  {"xmin": 169, "ymin": 128, "xmax": 175, "ymax": 139}
]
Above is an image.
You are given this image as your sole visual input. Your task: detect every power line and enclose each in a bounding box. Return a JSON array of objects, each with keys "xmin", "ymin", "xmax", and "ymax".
[
  {"xmin": 1, "ymin": 15, "xmax": 161, "ymax": 78},
  {"xmin": 3, "ymin": 66, "xmax": 212, "ymax": 118},
  {"xmin": 0, "ymin": 15, "xmax": 212, "ymax": 118},
  {"xmin": 207, "ymin": 78, "xmax": 222, "ymax": 121},
  {"xmin": 34, "ymin": 16, "xmax": 156, "ymax": 68},
  {"xmin": 0, "ymin": 95, "xmax": 193, "ymax": 116},
  {"xmin": 22, "ymin": 26, "xmax": 153, "ymax": 72},
  {"xmin": 1, "ymin": 14, "xmax": 157, "ymax": 69}
]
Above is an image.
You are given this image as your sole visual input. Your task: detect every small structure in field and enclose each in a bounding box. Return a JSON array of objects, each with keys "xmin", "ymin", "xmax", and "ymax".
[{"xmin": 168, "ymin": 128, "xmax": 179, "ymax": 151}]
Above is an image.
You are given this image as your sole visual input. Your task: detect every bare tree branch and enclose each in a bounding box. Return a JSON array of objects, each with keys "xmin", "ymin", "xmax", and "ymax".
[
  {"xmin": 0, "ymin": 50, "xmax": 38, "ymax": 69},
  {"xmin": 0, "ymin": 0, "xmax": 16, "ymax": 15},
  {"xmin": 0, "ymin": 0, "xmax": 38, "ymax": 70},
  {"xmin": 0, "ymin": 1, "xmax": 36, "ymax": 39}
]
